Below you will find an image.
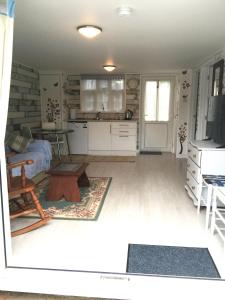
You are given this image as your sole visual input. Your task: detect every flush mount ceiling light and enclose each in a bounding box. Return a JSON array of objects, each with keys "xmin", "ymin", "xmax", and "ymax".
[
  {"xmin": 103, "ymin": 65, "xmax": 116, "ymax": 72},
  {"xmin": 117, "ymin": 6, "xmax": 133, "ymax": 16},
  {"xmin": 77, "ymin": 25, "xmax": 102, "ymax": 38}
]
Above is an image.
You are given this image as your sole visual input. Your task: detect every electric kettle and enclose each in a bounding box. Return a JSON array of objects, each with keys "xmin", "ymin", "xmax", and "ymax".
[{"xmin": 124, "ymin": 109, "xmax": 133, "ymax": 120}]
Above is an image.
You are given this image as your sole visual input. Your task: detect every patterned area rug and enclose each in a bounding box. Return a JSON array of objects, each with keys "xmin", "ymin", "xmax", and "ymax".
[{"xmin": 12, "ymin": 177, "xmax": 111, "ymax": 221}]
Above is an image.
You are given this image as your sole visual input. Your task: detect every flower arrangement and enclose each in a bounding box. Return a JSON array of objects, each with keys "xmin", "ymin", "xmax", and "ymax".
[
  {"xmin": 182, "ymin": 80, "xmax": 191, "ymax": 100},
  {"xmin": 46, "ymin": 97, "xmax": 60, "ymax": 122},
  {"xmin": 178, "ymin": 122, "xmax": 187, "ymax": 154}
]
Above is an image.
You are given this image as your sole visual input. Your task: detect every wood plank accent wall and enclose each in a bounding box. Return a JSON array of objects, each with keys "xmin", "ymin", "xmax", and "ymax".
[{"xmin": 6, "ymin": 62, "xmax": 41, "ymax": 135}]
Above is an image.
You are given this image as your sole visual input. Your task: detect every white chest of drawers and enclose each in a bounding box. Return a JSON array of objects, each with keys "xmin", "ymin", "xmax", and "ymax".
[{"xmin": 185, "ymin": 140, "xmax": 225, "ymax": 206}]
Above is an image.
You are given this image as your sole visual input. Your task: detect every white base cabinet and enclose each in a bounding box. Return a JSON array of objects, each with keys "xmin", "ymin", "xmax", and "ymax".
[
  {"xmin": 88, "ymin": 121, "xmax": 137, "ymax": 156},
  {"xmin": 88, "ymin": 122, "xmax": 111, "ymax": 151}
]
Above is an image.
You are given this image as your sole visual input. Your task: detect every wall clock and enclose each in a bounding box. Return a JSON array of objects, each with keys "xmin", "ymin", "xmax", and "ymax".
[{"xmin": 127, "ymin": 78, "xmax": 139, "ymax": 89}]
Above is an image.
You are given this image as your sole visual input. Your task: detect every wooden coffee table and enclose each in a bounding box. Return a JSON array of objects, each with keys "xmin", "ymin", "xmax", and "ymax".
[{"xmin": 46, "ymin": 162, "xmax": 89, "ymax": 202}]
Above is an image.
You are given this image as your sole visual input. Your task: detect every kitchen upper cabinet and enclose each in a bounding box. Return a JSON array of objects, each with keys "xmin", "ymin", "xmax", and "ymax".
[{"xmin": 88, "ymin": 122, "xmax": 111, "ymax": 151}]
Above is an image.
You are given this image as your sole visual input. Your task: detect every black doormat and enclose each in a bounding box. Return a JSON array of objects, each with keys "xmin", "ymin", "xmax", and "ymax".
[
  {"xmin": 140, "ymin": 151, "xmax": 162, "ymax": 155},
  {"xmin": 126, "ymin": 244, "xmax": 220, "ymax": 278}
]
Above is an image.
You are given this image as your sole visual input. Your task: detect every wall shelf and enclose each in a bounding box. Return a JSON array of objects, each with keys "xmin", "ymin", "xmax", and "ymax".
[{"xmin": 63, "ymin": 84, "xmax": 80, "ymax": 94}]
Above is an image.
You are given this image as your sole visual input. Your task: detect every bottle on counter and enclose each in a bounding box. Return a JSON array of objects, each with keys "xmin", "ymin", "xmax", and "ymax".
[{"xmin": 70, "ymin": 108, "xmax": 76, "ymax": 120}]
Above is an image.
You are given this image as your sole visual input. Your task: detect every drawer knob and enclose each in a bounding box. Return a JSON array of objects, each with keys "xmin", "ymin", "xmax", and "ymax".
[
  {"xmin": 193, "ymin": 154, "xmax": 196, "ymax": 158},
  {"xmin": 192, "ymin": 170, "xmax": 196, "ymax": 174},
  {"xmin": 188, "ymin": 149, "xmax": 191, "ymax": 153},
  {"xmin": 186, "ymin": 178, "xmax": 190, "ymax": 182},
  {"xmin": 191, "ymin": 186, "xmax": 195, "ymax": 190}
]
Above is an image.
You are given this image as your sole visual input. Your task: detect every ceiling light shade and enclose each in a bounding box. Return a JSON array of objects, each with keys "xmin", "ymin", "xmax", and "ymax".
[
  {"xmin": 103, "ymin": 65, "xmax": 116, "ymax": 72},
  {"xmin": 117, "ymin": 6, "xmax": 133, "ymax": 16},
  {"xmin": 77, "ymin": 25, "xmax": 102, "ymax": 38}
]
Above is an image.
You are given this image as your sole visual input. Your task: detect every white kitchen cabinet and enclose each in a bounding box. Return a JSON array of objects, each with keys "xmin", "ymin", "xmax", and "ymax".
[
  {"xmin": 88, "ymin": 121, "xmax": 137, "ymax": 155},
  {"xmin": 111, "ymin": 135, "xmax": 136, "ymax": 151},
  {"xmin": 88, "ymin": 122, "xmax": 111, "ymax": 151},
  {"xmin": 111, "ymin": 122, "xmax": 137, "ymax": 151}
]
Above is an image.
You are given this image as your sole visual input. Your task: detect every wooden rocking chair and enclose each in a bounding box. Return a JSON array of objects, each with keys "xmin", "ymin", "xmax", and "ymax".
[{"xmin": 7, "ymin": 156, "xmax": 51, "ymax": 237}]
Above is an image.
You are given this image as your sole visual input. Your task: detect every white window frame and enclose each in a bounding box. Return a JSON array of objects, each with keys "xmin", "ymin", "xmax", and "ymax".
[{"xmin": 1, "ymin": 2, "xmax": 225, "ymax": 299}]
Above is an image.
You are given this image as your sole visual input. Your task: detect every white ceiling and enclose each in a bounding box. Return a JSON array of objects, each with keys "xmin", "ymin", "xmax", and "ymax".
[{"xmin": 13, "ymin": 0, "xmax": 225, "ymax": 73}]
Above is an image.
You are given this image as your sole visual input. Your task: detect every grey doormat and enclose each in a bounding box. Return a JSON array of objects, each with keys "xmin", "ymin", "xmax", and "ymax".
[
  {"xmin": 140, "ymin": 151, "xmax": 162, "ymax": 155},
  {"xmin": 126, "ymin": 244, "xmax": 220, "ymax": 278}
]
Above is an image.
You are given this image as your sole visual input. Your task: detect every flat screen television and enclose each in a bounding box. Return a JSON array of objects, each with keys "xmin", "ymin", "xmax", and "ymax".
[{"xmin": 206, "ymin": 95, "xmax": 225, "ymax": 147}]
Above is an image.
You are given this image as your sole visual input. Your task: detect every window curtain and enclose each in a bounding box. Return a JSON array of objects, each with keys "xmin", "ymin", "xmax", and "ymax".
[
  {"xmin": 80, "ymin": 74, "xmax": 125, "ymax": 112},
  {"xmin": 0, "ymin": 0, "xmax": 15, "ymax": 249},
  {"xmin": 0, "ymin": 0, "xmax": 15, "ymax": 141}
]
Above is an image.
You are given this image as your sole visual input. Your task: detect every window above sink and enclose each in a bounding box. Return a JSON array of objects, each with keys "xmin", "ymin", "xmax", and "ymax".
[{"xmin": 80, "ymin": 74, "xmax": 125, "ymax": 113}]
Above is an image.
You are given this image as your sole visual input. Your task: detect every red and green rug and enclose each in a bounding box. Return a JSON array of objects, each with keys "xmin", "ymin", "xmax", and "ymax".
[{"xmin": 31, "ymin": 177, "xmax": 111, "ymax": 221}]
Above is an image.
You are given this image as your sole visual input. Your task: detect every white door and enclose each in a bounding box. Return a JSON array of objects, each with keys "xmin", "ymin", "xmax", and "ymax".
[{"xmin": 141, "ymin": 77, "xmax": 174, "ymax": 152}]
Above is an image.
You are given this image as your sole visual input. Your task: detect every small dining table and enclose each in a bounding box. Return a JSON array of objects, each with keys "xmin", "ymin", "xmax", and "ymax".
[{"xmin": 31, "ymin": 128, "xmax": 73, "ymax": 158}]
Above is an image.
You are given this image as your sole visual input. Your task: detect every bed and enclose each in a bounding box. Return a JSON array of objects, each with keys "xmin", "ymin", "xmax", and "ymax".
[{"xmin": 7, "ymin": 140, "xmax": 52, "ymax": 179}]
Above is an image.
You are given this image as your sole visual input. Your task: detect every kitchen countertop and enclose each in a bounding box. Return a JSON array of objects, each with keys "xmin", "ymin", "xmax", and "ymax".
[{"xmin": 68, "ymin": 119, "xmax": 137, "ymax": 122}]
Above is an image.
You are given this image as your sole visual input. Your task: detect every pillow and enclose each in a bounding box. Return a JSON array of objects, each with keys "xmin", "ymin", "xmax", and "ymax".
[
  {"xmin": 6, "ymin": 132, "xmax": 31, "ymax": 153},
  {"xmin": 21, "ymin": 126, "xmax": 33, "ymax": 140}
]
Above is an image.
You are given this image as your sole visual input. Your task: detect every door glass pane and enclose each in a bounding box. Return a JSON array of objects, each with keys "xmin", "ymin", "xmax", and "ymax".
[
  {"xmin": 145, "ymin": 81, "xmax": 157, "ymax": 121},
  {"xmin": 158, "ymin": 81, "xmax": 170, "ymax": 121}
]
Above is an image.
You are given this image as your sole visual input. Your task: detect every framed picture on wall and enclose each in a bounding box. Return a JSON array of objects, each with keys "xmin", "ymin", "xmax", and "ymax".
[{"xmin": 212, "ymin": 59, "xmax": 224, "ymax": 96}]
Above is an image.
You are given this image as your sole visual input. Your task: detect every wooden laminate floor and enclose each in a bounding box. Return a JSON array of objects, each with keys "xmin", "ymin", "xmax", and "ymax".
[
  {"xmin": 8, "ymin": 153, "xmax": 225, "ymax": 278},
  {"xmin": 0, "ymin": 293, "xmax": 105, "ymax": 300}
]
